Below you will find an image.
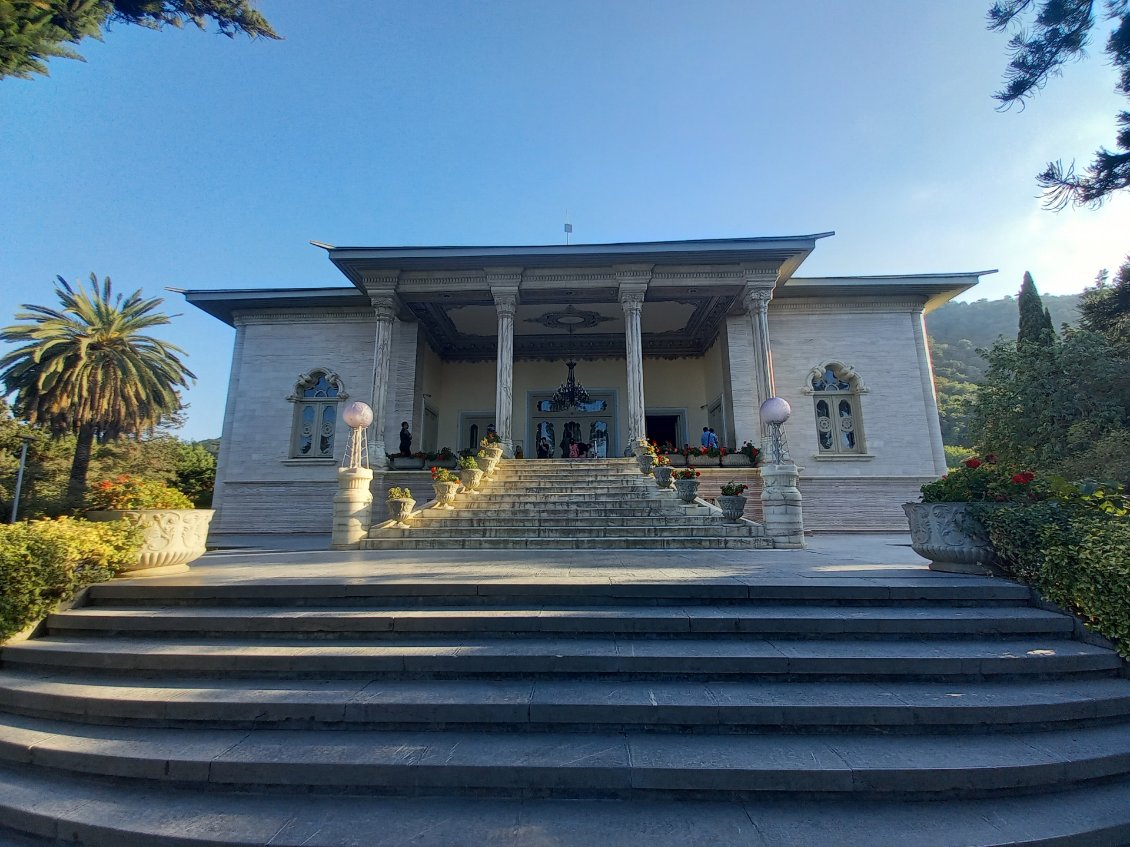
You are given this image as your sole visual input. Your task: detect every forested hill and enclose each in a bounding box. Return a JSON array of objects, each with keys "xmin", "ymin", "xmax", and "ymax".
[
  {"xmin": 925, "ymin": 292, "xmax": 1081, "ymax": 447},
  {"xmin": 926, "ymin": 293, "xmax": 1081, "ymax": 354}
]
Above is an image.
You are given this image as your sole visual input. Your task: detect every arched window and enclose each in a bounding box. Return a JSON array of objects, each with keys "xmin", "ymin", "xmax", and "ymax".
[
  {"xmin": 288, "ymin": 369, "xmax": 347, "ymax": 459},
  {"xmin": 806, "ymin": 363, "xmax": 867, "ymax": 455}
]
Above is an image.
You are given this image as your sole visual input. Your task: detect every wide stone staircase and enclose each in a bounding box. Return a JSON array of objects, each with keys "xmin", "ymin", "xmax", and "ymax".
[
  {"xmin": 2, "ymin": 568, "xmax": 1130, "ymax": 845},
  {"xmin": 363, "ymin": 458, "xmax": 771, "ymax": 550}
]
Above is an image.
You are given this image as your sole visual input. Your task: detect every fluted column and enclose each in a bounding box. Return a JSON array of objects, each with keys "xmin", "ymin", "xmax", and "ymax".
[
  {"xmin": 492, "ymin": 287, "xmax": 519, "ymax": 458},
  {"xmin": 367, "ymin": 291, "xmax": 397, "ymax": 469},
  {"xmin": 744, "ymin": 286, "xmax": 775, "ymax": 423},
  {"xmin": 618, "ymin": 273, "xmax": 650, "ymax": 455}
]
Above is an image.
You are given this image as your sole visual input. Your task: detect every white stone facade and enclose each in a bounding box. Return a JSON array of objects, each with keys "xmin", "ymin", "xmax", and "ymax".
[{"xmin": 188, "ymin": 238, "xmax": 984, "ymax": 535}]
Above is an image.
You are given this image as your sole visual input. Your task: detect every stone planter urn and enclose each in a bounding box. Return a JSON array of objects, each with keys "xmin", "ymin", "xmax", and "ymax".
[
  {"xmin": 717, "ymin": 494, "xmax": 748, "ymax": 522},
  {"xmin": 481, "ymin": 445, "xmax": 503, "ymax": 463},
  {"xmin": 431, "ymin": 481, "xmax": 460, "ymax": 509},
  {"xmin": 653, "ymin": 466, "xmax": 674, "ymax": 489},
  {"xmin": 480, "ymin": 456, "xmax": 500, "ymax": 477},
  {"xmin": 460, "ymin": 468, "xmax": 484, "ymax": 492},
  {"xmin": 674, "ymin": 478, "xmax": 700, "ymax": 503},
  {"xmin": 902, "ymin": 502, "xmax": 1002, "ymax": 576},
  {"xmin": 86, "ymin": 509, "xmax": 215, "ymax": 576},
  {"xmin": 637, "ymin": 453, "xmax": 656, "ymax": 475},
  {"xmin": 386, "ymin": 497, "xmax": 416, "ymax": 527}
]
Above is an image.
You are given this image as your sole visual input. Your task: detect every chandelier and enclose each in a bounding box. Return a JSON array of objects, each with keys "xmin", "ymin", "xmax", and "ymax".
[{"xmin": 548, "ymin": 360, "xmax": 592, "ymax": 411}]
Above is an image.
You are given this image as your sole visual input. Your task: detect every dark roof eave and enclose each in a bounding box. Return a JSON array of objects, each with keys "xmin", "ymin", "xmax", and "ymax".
[{"xmin": 183, "ymin": 287, "xmax": 369, "ymax": 326}]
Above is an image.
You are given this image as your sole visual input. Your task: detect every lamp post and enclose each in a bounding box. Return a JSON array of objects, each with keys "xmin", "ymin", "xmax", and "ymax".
[
  {"xmin": 331, "ymin": 401, "xmax": 375, "ymax": 549},
  {"xmin": 9, "ymin": 435, "xmax": 34, "ymax": 523},
  {"xmin": 758, "ymin": 397, "xmax": 804, "ymax": 549}
]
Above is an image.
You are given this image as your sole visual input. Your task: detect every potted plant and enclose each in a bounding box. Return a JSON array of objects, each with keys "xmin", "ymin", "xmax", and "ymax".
[
  {"xmin": 458, "ymin": 454, "xmax": 484, "ymax": 492},
  {"xmin": 85, "ymin": 475, "xmax": 214, "ymax": 575},
  {"xmin": 390, "ymin": 451, "xmax": 427, "ymax": 470},
  {"xmin": 477, "ymin": 448, "xmax": 500, "ymax": 478},
  {"xmin": 429, "ymin": 447, "xmax": 458, "ymax": 469},
  {"xmin": 637, "ymin": 440, "xmax": 658, "ymax": 474},
  {"xmin": 723, "ymin": 441, "xmax": 760, "ymax": 467},
  {"xmin": 430, "ymin": 466, "xmax": 460, "ymax": 508},
  {"xmin": 653, "ymin": 454, "xmax": 674, "ymax": 489},
  {"xmin": 479, "ymin": 433, "xmax": 504, "ymax": 463},
  {"xmin": 386, "ymin": 486, "xmax": 416, "ymax": 526},
  {"xmin": 903, "ymin": 455, "xmax": 1041, "ymax": 575},
  {"xmin": 673, "ymin": 467, "xmax": 702, "ymax": 503},
  {"xmin": 717, "ymin": 481, "xmax": 749, "ymax": 522}
]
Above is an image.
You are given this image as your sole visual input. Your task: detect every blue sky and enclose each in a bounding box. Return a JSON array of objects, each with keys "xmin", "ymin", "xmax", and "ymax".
[{"xmin": 2, "ymin": 0, "xmax": 1127, "ymax": 440}]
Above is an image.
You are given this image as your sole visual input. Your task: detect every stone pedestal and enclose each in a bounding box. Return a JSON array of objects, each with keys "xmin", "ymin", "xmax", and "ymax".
[
  {"xmin": 760, "ymin": 463, "xmax": 804, "ymax": 548},
  {"xmin": 330, "ymin": 467, "xmax": 373, "ymax": 550}
]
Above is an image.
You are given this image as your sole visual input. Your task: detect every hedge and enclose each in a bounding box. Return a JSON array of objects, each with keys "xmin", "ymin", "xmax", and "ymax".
[
  {"xmin": 0, "ymin": 517, "xmax": 142, "ymax": 641},
  {"xmin": 976, "ymin": 485, "xmax": 1130, "ymax": 658}
]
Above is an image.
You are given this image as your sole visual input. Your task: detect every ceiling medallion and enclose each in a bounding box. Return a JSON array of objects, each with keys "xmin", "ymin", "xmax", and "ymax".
[{"xmin": 525, "ymin": 305, "xmax": 615, "ymax": 332}]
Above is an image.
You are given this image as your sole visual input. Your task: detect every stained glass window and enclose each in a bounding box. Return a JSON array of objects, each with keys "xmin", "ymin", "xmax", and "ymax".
[{"xmin": 811, "ymin": 364, "xmax": 864, "ymax": 455}]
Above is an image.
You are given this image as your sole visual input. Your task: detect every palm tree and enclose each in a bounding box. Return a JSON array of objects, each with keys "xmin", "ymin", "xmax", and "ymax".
[{"xmin": 0, "ymin": 274, "xmax": 195, "ymax": 507}]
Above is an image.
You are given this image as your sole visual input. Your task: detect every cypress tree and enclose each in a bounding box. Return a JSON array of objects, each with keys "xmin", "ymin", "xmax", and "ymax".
[{"xmin": 1017, "ymin": 272, "xmax": 1055, "ymax": 345}]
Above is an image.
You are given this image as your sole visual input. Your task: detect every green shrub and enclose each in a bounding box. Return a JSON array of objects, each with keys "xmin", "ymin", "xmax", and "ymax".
[
  {"xmin": 0, "ymin": 517, "xmax": 142, "ymax": 641},
  {"xmin": 86, "ymin": 475, "xmax": 194, "ymax": 510},
  {"xmin": 979, "ymin": 481, "xmax": 1130, "ymax": 657},
  {"xmin": 944, "ymin": 445, "xmax": 976, "ymax": 468}
]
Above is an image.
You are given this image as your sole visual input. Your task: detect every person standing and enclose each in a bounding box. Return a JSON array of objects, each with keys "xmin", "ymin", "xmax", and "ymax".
[
  {"xmin": 399, "ymin": 421, "xmax": 412, "ymax": 457},
  {"xmin": 701, "ymin": 426, "xmax": 711, "ymax": 448},
  {"xmin": 707, "ymin": 428, "xmax": 719, "ymax": 450}
]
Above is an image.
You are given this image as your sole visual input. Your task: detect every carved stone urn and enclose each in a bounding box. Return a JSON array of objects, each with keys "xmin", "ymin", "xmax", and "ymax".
[
  {"xmin": 674, "ymin": 478, "xmax": 700, "ymax": 503},
  {"xmin": 903, "ymin": 502, "xmax": 1002, "ymax": 576},
  {"xmin": 86, "ymin": 509, "xmax": 215, "ymax": 576},
  {"xmin": 431, "ymin": 481, "xmax": 460, "ymax": 509},
  {"xmin": 459, "ymin": 468, "xmax": 484, "ymax": 492},
  {"xmin": 653, "ymin": 466, "xmax": 674, "ymax": 489},
  {"xmin": 386, "ymin": 497, "xmax": 416, "ymax": 527},
  {"xmin": 717, "ymin": 494, "xmax": 748, "ymax": 522}
]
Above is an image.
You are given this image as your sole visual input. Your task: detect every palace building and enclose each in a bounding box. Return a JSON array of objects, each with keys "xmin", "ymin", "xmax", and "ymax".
[{"xmin": 185, "ymin": 234, "xmax": 989, "ymax": 535}]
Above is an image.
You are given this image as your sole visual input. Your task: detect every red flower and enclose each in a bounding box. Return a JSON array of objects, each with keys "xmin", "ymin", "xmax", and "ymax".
[
  {"xmin": 1011, "ymin": 471, "xmax": 1035, "ymax": 484},
  {"xmin": 963, "ymin": 458, "xmax": 982, "ymax": 469}
]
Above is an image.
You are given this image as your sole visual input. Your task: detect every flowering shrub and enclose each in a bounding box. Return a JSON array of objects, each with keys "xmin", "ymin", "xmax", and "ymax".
[
  {"xmin": 720, "ymin": 481, "xmax": 749, "ymax": 496},
  {"xmin": 86, "ymin": 475, "xmax": 193, "ymax": 511},
  {"xmin": 430, "ymin": 467, "xmax": 459, "ymax": 483},
  {"xmin": 674, "ymin": 468, "xmax": 701, "ymax": 480},
  {"xmin": 425, "ymin": 447, "xmax": 456, "ymax": 461},
  {"xmin": 387, "ymin": 487, "xmax": 413, "ymax": 500},
  {"xmin": 919, "ymin": 456, "xmax": 1044, "ymax": 503},
  {"xmin": 654, "ymin": 454, "xmax": 671, "ymax": 467},
  {"xmin": 457, "ymin": 455, "xmax": 479, "ymax": 470}
]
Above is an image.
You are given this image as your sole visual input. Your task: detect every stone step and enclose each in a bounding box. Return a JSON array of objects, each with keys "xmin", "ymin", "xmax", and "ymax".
[
  {"xmin": 82, "ymin": 577, "xmax": 1035, "ymax": 607},
  {"xmin": 360, "ymin": 537, "xmax": 773, "ymax": 549},
  {"xmin": 410, "ymin": 515, "xmax": 731, "ymax": 528},
  {"xmin": 371, "ymin": 525, "xmax": 759, "ymax": 540},
  {"xmin": 3, "ymin": 711, "xmax": 1130, "ymax": 798},
  {"xmin": 4, "ymin": 673, "xmax": 1126, "ymax": 732},
  {"xmin": 2, "ymin": 636, "xmax": 1117, "ymax": 679},
  {"xmin": 4, "ymin": 761, "xmax": 1130, "ymax": 847},
  {"xmin": 41, "ymin": 604, "xmax": 1074, "ymax": 639},
  {"xmin": 414, "ymin": 505, "xmax": 715, "ymax": 518}
]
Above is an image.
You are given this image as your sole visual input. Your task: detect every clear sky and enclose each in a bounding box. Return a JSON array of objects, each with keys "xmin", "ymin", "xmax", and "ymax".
[{"xmin": 1, "ymin": 0, "xmax": 1127, "ymax": 440}]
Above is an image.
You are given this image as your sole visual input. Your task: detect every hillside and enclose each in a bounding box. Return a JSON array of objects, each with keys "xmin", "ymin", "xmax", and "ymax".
[{"xmin": 924, "ymin": 292, "xmax": 1081, "ymax": 447}]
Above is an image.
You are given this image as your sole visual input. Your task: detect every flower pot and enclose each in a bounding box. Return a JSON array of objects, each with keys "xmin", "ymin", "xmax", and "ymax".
[
  {"xmin": 86, "ymin": 509, "xmax": 215, "ymax": 576},
  {"xmin": 431, "ymin": 458, "xmax": 457, "ymax": 469},
  {"xmin": 674, "ymin": 479, "xmax": 700, "ymax": 503},
  {"xmin": 386, "ymin": 497, "xmax": 416, "ymax": 525},
  {"xmin": 721, "ymin": 453, "xmax": 752, "ymax": 467},
  {"xmin": 481, "ymin": 445, "xmax": 503, "ymax": 462},
  {"xmin": 653, "ymin": 466, "xmax": 674, "ymax": 489},
  {"xmin": 637, "ymin": 454, "xmax": 655, "ymax": 475},
  {"xmin": 459, "ymin": 468, "xmax": 484, "ymax": 492},
  {"xmin": 717, "ymin": 494, "xmax": 748, "ymax": 522},
  {"xmin": 432, "ymin": 481, "xmax": 460, "ymax": 508},
  {"xmin": 902, "ymin": 502, "xmax": 1002, "ymax": 576},
  {"xmin": 390, "ymin": 456, "xmax": 425, "ymax": 470},
  {"xmin": 481, "ymin": 456, "xmax": 500, "ymax": 477}
]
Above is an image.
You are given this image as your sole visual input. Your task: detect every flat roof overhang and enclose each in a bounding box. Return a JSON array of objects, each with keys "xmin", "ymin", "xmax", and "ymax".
[
  {"xmin": 183, "ymin": 287, "xmax": 369, "ymax": 327},
  {"xmin": 324, "ymin": 234, "xmax": 835, "ymax": 288},
  {"xmin": 780, "ymin": 271, "xmax": 997, "ymax": 313}
]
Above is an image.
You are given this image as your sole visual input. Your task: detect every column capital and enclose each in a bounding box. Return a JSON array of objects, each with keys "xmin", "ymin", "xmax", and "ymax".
[
  {"xmin": 742, "ymin": 288, "xmax": 773, "ymax": 314},
  {"xmin": 493, "ymin": 291, "xmax": 518, "ymax": 319},
  {"xmin": 618, "ymin": 284, "xmax": 648, "ymax": 313},
  {"xmin": 369, "ymin": 292, "xmax": 397, "ymax": 321}
]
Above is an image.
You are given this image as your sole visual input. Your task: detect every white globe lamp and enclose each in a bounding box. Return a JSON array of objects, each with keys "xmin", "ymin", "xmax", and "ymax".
[
  {"xmin": 343, "ymin": 401, "xmax": 374, "ymax": 430},
  {"xmin": 341, "ymin": 401, "xmax": 373, "ymax": 469},
  {"xmin": 759, "ymin": 397, "xmax": 793, "ymax": 464}
]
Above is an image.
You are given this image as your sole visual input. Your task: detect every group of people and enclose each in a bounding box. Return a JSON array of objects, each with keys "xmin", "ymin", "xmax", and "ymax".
[
  {"xmin": 701, "ymin": 426, "xmax": 719, "ymax": 450},
  {"xmin": 536, "ymin": 437, "xmax": 596, "ymax": 459}
]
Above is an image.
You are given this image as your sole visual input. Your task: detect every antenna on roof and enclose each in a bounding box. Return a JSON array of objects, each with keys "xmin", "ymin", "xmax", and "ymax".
[{"xmin": 564, "ymin": 211, "xmax": 572, "ymax": 246}]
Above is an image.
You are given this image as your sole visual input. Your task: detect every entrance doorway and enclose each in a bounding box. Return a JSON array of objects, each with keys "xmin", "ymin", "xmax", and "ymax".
[
  {"xmin": 528, "ymin": 391, "xmax": 617, "ymax": 458},
  {"xmin": 645, "ymin": 415, "xmax": 680, "ymax": 451}
]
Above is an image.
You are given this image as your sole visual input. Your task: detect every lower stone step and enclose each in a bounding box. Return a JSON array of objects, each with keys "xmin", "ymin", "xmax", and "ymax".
[
  {"xmin": 370, "ymin": 525, "xmax": 760, "ymax": 540},
  {"xmin": 360, "ymin": 537, "xmax": 771, "ymax": 549},
  {"xmin": 3, "ymin": 711, "xmax": 1130, "ymax": 798}
]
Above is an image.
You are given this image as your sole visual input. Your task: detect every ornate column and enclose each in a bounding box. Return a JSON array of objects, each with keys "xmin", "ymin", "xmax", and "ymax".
[
  {"xmin": 489, "ymin": 276, "xmax": 520, "ymax": 458},
  {"xmin": 743, "ymin": 275, "xmax": 776, "ymax": 427},
  {"xmin": 617, "ymin": 268, "xmax": 651, "ymax": 455},
  {"xmin": 363, "ymin": 277, "xmax": 399, "ymax": 469}
]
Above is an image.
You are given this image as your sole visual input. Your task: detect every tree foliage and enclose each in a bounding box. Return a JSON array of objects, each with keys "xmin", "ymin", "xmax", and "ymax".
[
  {"xmin": 0, "ymin": 274, "xmax": 195, "ymax": 506},
  {"xmin": 1078, "ymin": 255, "xmax": 1130, "ymax": 344},
  {"xmin": 1017, "ymin": 271, "xmax": 1056, "ymax": 344},
  {"xmin": 0, "ymin": 0, "xmax": 278, "ymax": 80},
  {"xmin": 988, "ymin": 0, "xmax": 1130, "ymax": 208}
]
